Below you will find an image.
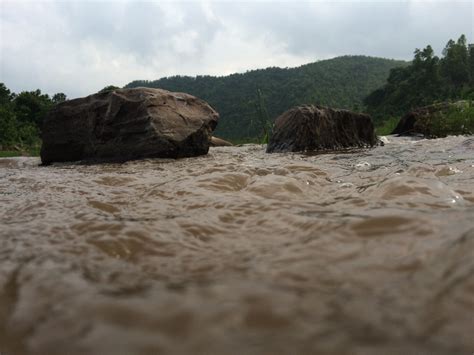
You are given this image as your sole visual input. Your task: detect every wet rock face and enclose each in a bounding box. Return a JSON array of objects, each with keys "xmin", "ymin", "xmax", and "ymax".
[
  {"xmin": 41, "ymin": 87, "xmax": 219, "ymax": 164},
  {"xmin": 266, "ymin": 105, "xmax": 377, "ymax": 153}
]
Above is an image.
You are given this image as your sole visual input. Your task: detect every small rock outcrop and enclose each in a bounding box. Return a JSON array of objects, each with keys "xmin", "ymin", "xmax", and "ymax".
[
  {"xmin": 210, "ymin": 136, "xmax": 233, "ymax": 147},
  {"xmin": 266, "ymin": 105, "xmax": 377, "ymax": 153},
  {"xmin": 41, "ymin": 88, "xmax": 219, "ymax": 164},
  {"xmin": 392, "ymin": 101, "xmax": 473, "ymax": 137}
]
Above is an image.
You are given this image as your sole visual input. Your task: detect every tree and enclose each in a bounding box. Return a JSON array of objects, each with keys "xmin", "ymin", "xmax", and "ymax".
[
  {"xmin": 13, "ymin": 90, "xmax": 53, "ymax": 128},
  {"xmin": 0, "ymin": 106, "xmax": 18, "ymax": 147},
  {"xmin": 52, "ymin": 93, "xmax": 67, "ymax": 104},
  {"xmin": 440, "ymin": 35, "xmax": 469, "ymax": 90},
  {"xmin": 365, "ymin": 34, "xmax": 474, "ymax": 123},
  {"xmin": 125, "ymin": 56, "xmax": 405, "ymax": 141},
  {"xmin": 0, "ymin": 83, "xmax": 18, "ymax": 148},
  {"xmin": 98, "ymin": 85, "xmax": 120, "ymax": 93},
  {"xmin": 468, "ymin": 44, "xmax": 474, "ymax": 84},
  {"xmin": 0, "ymin": 84, "xmax": 54, "ymax": 149},
  {"xmin": 0, "ymin": 83, "xmax": 15, "ymax": 106}
]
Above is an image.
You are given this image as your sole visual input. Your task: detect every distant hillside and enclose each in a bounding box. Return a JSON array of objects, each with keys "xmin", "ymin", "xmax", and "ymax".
[{"xmin": 125, "ymin": 56, "xmax": 407, "ymax": 141}]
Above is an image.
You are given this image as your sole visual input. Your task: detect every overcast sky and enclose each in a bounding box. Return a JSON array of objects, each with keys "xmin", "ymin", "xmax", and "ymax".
[{"xmin": 1, "ymin": 0, "xmax": 473, "ymax": 99}]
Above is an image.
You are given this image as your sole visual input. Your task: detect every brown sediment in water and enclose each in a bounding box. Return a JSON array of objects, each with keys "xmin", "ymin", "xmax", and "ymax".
[{"xmin": 0, "ymin": 136, "xmax": 473, "ymax": 354}]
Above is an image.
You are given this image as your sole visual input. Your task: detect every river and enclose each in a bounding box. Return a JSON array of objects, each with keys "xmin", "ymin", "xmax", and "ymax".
[{"xmin": 1, "ymin": 135, "xmax": 473, "ymax": 354}]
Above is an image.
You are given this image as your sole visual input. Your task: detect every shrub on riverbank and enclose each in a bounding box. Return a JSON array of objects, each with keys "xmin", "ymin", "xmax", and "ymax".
[
  {"xmin": 392, "ymin": 100, "xmax": 474, "ymax": 137},
  {"xmin": 375, "ymin": 116, "xmax": 400, "ymax": 136},
  {"xmin": 417, "ymin": 101, "xmax": 474, "ymax": 137}
]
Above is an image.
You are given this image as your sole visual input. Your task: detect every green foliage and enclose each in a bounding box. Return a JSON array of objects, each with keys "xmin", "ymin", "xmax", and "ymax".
[
  {"xmin": 365, "ymin": 35, "xmax": 474, "ymax": 126},
  {"xmin": 469, "ymin": 45, "xmax": 474, "ymax": 85},
  {"xmin": 375, "ymin": 116, "xmax": 400, "ymax": 136},
  {"xmin": 52, "ymin": 92, "xmax": 67, "ymax": 104},
  {"xmin": 0, "ymin": 83, "xmax": 15, "ymax": 105},
  {"xmin": 441, "ymin": 35, "xmax": 469, "ymax": 90},
  {"xmin": 252, "ymin": 89, "xmax": 273, "ymax": 144},
  {"xmin": 0, "ymin": 106, "xmax": 18, "ymax": 146},
  {"xmin": 414, "ymin": 101, "xmax": 474, "ymax": 138},
  {"xmin": 0, "ymin": 151, "xmax": 22, "ymax": 157},
  {"xmin": 0, "ymin": 146, "xmax": 41, "ymax": 157},
  {"xmin": 0, "ymin": 83, "xmax": 65, "ymax": 153},
  {"xmin": 17, "ymin": 122, "xmax": 40, "ymax": 147},
  {"xmin": 98, "ymin": 85, "xmax": 120, "ymax": 93},
  {"xmin": 125, "ymin": 56, "xmax": 405, "ymax": 140},
  {"xmin": 14, "ymin": 90, "xmax": 54, "ymax": 127}
]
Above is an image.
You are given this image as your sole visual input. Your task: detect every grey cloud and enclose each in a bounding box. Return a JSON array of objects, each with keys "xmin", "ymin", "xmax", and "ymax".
[
  {"xmin": 211, "ymin": 1, "xmax": 472, "ymax": 59},
  {"xmin": 0, "ymin": 0, "xmax": 472, "ymax": 98},
  {"xmin": 55, "ymin": 1, "xmax": 222, "ymax": 64}
]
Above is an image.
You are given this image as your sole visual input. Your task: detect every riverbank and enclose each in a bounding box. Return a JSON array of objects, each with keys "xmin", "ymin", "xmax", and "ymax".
[{"xmin": 0, "ymin": 148, "xmax": 39, "ymax": 157}]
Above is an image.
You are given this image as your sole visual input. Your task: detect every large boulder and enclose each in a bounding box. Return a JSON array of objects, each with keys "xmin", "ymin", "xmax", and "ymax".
[
  {"xmin": 41, "ymin": 87, "xmax": 219, "ymax": 164},
  {"xmin": 392, "ymin": 101, "xmax": 473, "ymax": 137},
  {"xmin": 266, "ymin": 105, "xmax": 377, "ymax": 153}
]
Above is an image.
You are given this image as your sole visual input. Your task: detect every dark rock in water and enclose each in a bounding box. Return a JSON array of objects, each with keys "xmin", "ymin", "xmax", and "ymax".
[
  {"xmin": 266, "ymin": 105, "xmax": 377, "ymax": 153},
  {"xmin": 392, "ymin": 101, "xmax": 473, "ymax": 137},
  {"xmin": 210, "ymin": 136, "xmax": 233, "ymax": 147},
  {"xmin": 41, "ymin": 87, "xmax": 219, "ymax": 164}
]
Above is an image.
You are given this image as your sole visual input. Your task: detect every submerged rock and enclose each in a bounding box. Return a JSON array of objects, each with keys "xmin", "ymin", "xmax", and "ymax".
[
  {"xmin": 392, "ymin": 101, "xmax": 473, "ymax": 137},
  {"xmin": 266, "ymin": 105, "xmax": 377, "ymax": 153},
  {"xmin": 41, "ymin": 87, "xmax": 219, "ymax": 164},
  {"xmin": 210, "ymin": 136, "xmax": 233, "ymax": 147}
]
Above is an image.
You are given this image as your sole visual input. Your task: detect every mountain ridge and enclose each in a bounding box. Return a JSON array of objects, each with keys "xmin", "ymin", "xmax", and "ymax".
[{"xmin": 125, "ymin": 55, "xmax": 407, "ymax": 140}]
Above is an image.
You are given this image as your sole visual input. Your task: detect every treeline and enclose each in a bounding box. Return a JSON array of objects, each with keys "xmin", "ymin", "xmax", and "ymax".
[
  {"xmin": 365, "ymin": 35, "xmax": 474, "ymax": 121},
  {"xmin": 126, "ymin": 56, "xmax": 405, "ymax": 141},
  {"xmin": 0, "ymin": 83, "xmax": 66, "ymax": 151},
  {"xmin": 3, "ymin": 36, "xmax": 471, "ymax": 151}
]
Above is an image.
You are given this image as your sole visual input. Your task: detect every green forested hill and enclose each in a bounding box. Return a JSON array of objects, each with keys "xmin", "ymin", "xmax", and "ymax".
[
  {"xmin": 125, "ymin": 56, "xmax": 406, "ymax": 141},
  {"xmin": 365, "ymin": 35, "xmax": 474, "ymax": 122}
]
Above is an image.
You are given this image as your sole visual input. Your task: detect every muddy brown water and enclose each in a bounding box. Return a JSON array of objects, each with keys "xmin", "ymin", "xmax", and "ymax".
[{"xmin": 1, "ymin": 135, "xmax": 473, "ymax": 355}]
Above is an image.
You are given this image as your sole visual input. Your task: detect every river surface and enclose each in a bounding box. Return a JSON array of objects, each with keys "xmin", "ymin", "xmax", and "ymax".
[{"xmin": 1, "ymin": 135, "xmax": 473, "ymax": 355}]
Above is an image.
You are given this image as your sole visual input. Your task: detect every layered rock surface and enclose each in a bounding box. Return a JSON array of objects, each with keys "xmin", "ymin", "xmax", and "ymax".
[
  {"xmin": 41, "ymin": 87, "xmax": 219, "ymax": 164},
  {"xmin": 266, "ymin": 105, "xmax": 377, "ymax": 153}
]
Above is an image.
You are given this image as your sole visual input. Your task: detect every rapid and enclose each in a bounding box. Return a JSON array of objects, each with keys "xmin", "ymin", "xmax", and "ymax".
[{"xmin": 1, "ymin": 135, "xmax": 473, "ymax": 354}]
